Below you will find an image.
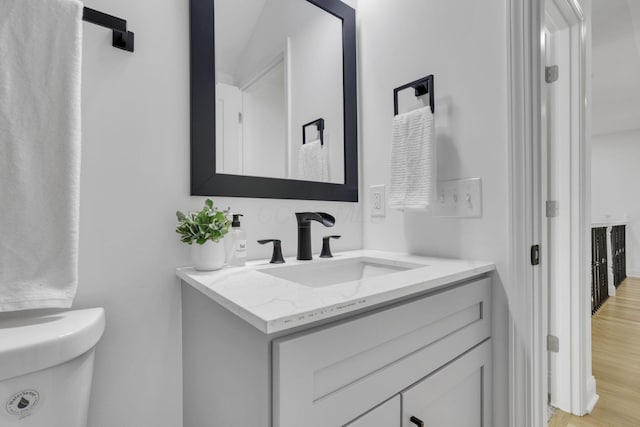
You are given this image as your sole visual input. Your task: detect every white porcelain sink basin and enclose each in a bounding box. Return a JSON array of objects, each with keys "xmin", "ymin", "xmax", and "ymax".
[{"xmin": 258, "ymin": 257, "xmax": 425, "ymax": 288}]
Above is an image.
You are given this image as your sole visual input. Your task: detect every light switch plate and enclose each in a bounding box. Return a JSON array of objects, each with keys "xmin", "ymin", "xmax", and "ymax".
[
  {"xmin": 370, "ymin": 185, "xmax": 386, "ymax": 217},
  {"xmin": 434, "ymin": 178, "xmax": 482, "ymax": 218}
]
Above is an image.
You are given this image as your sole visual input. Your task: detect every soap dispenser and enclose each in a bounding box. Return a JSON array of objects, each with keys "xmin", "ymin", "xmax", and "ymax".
[{"xmin": 229, "ymin": 214, "xmax": 247, "ymax": 266}]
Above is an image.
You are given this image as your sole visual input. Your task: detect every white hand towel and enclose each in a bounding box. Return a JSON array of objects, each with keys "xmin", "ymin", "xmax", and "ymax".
[
  {"xmin": 298, "ymin": 140, "xmax": 329, "ymax": 182},
  {"xmin": 389, "ymin": 106, "xmax": 436, "ymax": 211},
  {"xmin": 0, "ymin": 0, "xmax": 84, "ymax": 311}
]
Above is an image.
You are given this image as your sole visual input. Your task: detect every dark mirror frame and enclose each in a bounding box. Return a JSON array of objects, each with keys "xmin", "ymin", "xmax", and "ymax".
[{"xmin": 190, "ymin": 0, "xmax": 358, "ymax": 202}]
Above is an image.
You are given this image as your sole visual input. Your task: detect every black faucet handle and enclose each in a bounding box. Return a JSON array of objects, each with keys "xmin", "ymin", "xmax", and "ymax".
[
  {"xmin": 320, "ymin": 235, "xmax": 341, "ymax": 258},
  {"xmin": 257, "ymin": 239, "xmax": 285, "ymax": 264}
]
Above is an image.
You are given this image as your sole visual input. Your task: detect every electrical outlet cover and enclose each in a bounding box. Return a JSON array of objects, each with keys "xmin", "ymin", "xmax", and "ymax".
[{"xmin": 370, "ymin": 185, "xmax": 386, "ymax": 217}]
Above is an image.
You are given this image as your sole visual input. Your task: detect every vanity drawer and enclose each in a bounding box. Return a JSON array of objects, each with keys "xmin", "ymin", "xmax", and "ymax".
[{"xmin": 272, "ymin": 276, "xmax": 491, "ymax": 427}]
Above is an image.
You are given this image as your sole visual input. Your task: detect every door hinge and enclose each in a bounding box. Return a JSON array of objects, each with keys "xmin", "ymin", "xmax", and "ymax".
[
  {"xmin": 546, "ymin": 65, "xmax": 559, "ymax": 83},
  {"xmin": 547, "ymin": 335, "xmax": 559, "ymax": 353},
  {"xmin": 546, "ymin": 200, "xmax": 559, "ymax": 218},
  {"xmin": 531, "ymin": 245, "xmax": 540, "ymax": 266}
]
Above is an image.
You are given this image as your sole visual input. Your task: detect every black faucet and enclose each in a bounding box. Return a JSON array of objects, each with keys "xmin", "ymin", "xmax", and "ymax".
[{"xmin": 295, "ymin": 212, "xmax": 335, "ymax": 260}]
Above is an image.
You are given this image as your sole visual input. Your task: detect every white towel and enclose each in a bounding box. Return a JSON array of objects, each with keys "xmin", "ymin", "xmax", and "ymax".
[
  {"xmin": 389, "ymin": 106, "xmax": 436, "ymax": 211},
  {"xmin": 298, "ymin": 139, "xmax": 329, "ymax": 182},
  {"xmin": 0, "ymin": 0, "xmax": 83, "ymax": 311}
]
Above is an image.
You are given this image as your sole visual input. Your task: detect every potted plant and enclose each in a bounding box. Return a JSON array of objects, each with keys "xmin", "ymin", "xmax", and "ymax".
[{"xmin": 176, "ymin": 199, "xmax": 231, "ymax": 271}]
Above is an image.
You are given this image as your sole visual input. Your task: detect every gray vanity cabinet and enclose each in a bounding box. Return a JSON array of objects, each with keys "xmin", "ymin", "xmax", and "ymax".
[
  {"xmin": 181, "ymin": 275, "xmax": 492, "ymax": 427},
  {"xmin": 344, "ymin": 341, "xmax": 491, "ymax": 427},
  {"xmin": 273, "ymin": 278, "xmax": 491, "ymax": 426},
  {"xmin": 345, "ymin": 396, "xmax": 401, "ymax": 427},
  {"xmin": 401, "ymin": 340, "xmax": 492, "ymax": 427},
  {"xmin": 344, "ymin": 341, "xmax": 492, "ymax": 427}
]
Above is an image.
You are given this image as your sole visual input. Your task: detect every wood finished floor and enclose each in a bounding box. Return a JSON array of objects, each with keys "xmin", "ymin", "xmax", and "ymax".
[{"xmin": 549, "ymin": 277, "xmax": 640, "ymax": 427}]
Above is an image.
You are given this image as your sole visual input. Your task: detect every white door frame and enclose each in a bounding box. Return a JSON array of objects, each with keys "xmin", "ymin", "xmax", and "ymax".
[{"xmin": 508, "ymin": 0, "xmax": 592, "ymax": 424}]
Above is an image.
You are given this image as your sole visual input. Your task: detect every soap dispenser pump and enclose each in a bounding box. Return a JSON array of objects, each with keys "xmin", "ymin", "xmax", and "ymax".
[{"xmin": 229, "ymin": 214, "xmax": 247, "ymax": 266}]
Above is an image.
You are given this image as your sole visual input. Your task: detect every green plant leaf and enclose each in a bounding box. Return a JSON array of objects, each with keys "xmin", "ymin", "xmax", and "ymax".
[{"xmin": 175, "ymin": 199, "xmax": 232, "ymax": 245}]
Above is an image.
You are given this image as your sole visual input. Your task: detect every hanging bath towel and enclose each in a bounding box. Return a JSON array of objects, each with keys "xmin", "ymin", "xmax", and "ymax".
[
  {"xmin": 389, "ymin": 106, "xmax": 436, "ymax": 211},
  {"xmin": 0, "ymin": 0, "xmax": 84, "ymax": 311}
]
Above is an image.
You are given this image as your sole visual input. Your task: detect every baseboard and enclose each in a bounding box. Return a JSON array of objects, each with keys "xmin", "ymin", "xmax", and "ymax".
[
  {"xmin": 547, "ymin": 405, "xmax": 556, "ymax": 423},
  {"xmin": 627, "ymin": 271, "xmax": 640, "ymax": 279},
  {"xmin": 586, "ymin": 394, "xmax": 599, "ymax": 414},
  {"xmin": 584, "ymin": 376, "xmax": 599, "ymax": 414}
]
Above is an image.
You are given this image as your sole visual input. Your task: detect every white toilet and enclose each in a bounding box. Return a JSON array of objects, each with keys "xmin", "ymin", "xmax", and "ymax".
[{"xmin": 0, "ymin": 308, "xmax": 105, "ymax": 426}]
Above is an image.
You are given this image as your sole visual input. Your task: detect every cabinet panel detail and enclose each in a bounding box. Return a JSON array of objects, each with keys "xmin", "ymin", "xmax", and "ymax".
[
  {"xmin": 402, "ymin": 340, "xmax": 492, "ymax": 427},
  {"xmin": 314, "ymin": 303, "xmax": 482, "ymax": 401},
  {"xmin": 345, "ymin": 395, "xmax": 401, "ymax": 427},
  {"xmin": 273, "ymin": 278, "xmax": 491, "ymax": 427}
]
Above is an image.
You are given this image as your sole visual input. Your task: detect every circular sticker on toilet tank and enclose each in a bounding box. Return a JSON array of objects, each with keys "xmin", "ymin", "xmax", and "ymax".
[{"xmin": 5, "ymin": 390, "xmax": 39, "ymax": 418}]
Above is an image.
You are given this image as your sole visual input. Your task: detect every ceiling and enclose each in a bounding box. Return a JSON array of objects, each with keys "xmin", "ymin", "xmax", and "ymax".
[
  {"xmin": 592, "ymin": 0, "xmax": 640, "ymax": 136},
  {"xmin": 214, "ymin": 0, "xmax": 267, "ymax": 78},
  {"xmin": 214, "ymin": 0, "xmax": 330, "ymax": 85}
]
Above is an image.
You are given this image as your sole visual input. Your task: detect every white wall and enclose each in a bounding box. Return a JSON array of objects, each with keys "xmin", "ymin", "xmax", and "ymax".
[
  {"xmin": 591, "ymin": 0, "xmax": 639, "ymax": 277},
  {"xmin": 216, "ymin": 63, "xmax": 288, "ymax": 179},
  {"xmin": 76, "ymin": 1, "xmax": 361, "ymax": 426},
  {"xmin": 289, "ymin": 12, "xmax": 345, "ymax": 183},
  {"xmin": 592, "ymin": 131, "xmax": 640, "ymax": 276},
  {"xmin": 243, "ymin": 61, "xmax": 287, "ymax": 178},
  {"xmin": 591, "ymin": 0, "xmax": 640, "ymax": 136},
  {"xmin": 233, "ymin": 0, "xmax": 327, "ymax": 86},
  {"xmin": 357, "ymin": 2, "xmax": 509, "ymax": 426}
]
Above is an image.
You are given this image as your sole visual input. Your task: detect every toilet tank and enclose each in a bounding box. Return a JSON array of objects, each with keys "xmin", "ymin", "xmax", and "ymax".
[{"xmin": 0, "ymin": 308, "xmax": 105, "ymax": 426}]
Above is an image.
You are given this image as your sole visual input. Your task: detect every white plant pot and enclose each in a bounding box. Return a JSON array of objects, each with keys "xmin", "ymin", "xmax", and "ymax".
[{"xmin": 191, "ymin": 240, "xmax": 226, "ymax": 271}]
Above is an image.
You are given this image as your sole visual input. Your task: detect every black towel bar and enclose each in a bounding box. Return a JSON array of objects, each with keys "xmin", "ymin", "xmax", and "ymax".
[
  {"xmin": 302, "ymin": 118, "xmax": 325, "ymax": 146},
  {"xmin": 393, "ymin": 74, "xmax": 434, "ymax": 115},
  {"xmin": 83, "ymin": 7, "xmax": 134, "ymax": 52}
]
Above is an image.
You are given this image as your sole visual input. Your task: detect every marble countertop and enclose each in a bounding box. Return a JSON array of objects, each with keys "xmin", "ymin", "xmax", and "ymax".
[{"xmin": 176, "ymin": 250, "xmax": 495, "ymax": 334}]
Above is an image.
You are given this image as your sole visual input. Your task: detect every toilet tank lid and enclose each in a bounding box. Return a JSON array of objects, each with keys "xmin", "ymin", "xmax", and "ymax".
[{"xmin": 0, "ymin": 308, "xmax": 105, "ymax": 382}]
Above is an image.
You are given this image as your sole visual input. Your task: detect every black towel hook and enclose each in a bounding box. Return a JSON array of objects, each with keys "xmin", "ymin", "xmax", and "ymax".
[
  {"xmin": 393, "ymin": 74, "xmax": 434, "ymax": 115},
  {"xmin": 302, "ymin": 118, "xmax": 325, "ymax": 146}
]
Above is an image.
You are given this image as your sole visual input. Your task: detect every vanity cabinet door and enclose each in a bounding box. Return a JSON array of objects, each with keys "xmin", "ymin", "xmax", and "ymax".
[
  {"xmin": 345, "ymin": 396, "xmax": 401, "ymax": 427},
  {"xmin": 401, "ymin": 340, "xmax": 492, "ymax": 427},
  {"xmin": 273, "ymin": 277, "xmax": 491, "ymax": 427}
]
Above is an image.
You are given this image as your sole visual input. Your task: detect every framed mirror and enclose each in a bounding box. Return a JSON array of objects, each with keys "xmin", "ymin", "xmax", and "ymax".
[{"xmin": 190, "ymin": 0, "xmax": 357, "ymax": 201}]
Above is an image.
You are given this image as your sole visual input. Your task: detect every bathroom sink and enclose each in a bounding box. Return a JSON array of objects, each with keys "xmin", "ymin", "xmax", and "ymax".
[
  {"xmin": 177, "ymin": 250, "xmax": 496, "ymax": 333},
  {"xmin": 258, "ymin": 257, "xmax": 425, "ymax": 288}
]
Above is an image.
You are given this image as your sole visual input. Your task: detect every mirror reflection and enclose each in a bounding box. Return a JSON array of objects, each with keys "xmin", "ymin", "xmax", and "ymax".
[{"xmin": 214, "ymin": 0, "xmax": 345, "ymax": 184}]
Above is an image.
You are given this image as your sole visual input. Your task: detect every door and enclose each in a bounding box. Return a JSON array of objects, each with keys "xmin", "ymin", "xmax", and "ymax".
[
  {"xmin": 544, "ymin": 0, "xmax": 574, "ymax": 412},
  {"xmin": 401, "ymin": 341, "xmax": 491, "ymax": 427},
  {"xmin": 345, "ymin": 396, "xmax": 401, "ymax": 427},
  {"xmin": 215, "ymin": 83, "xmax": 243, "ymax": 174}
]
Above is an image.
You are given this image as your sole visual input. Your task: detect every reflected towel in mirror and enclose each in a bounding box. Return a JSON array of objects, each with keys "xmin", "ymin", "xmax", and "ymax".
[{"xmin": 298, "ymin": 140, "xmax": 329, "ymax": 182}]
